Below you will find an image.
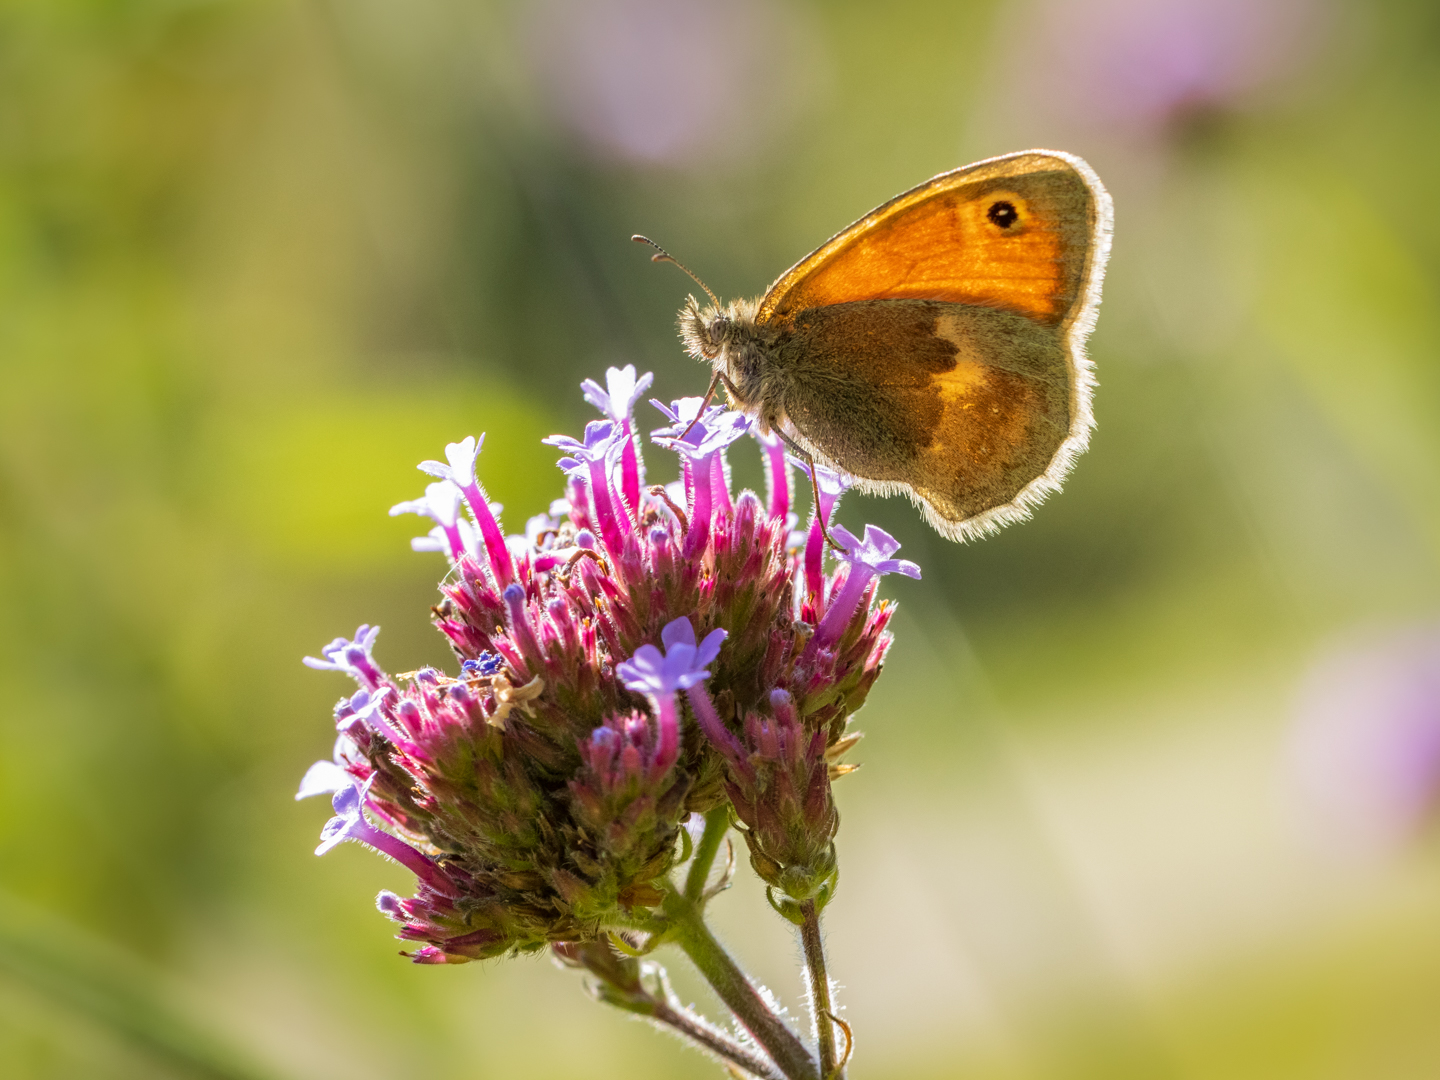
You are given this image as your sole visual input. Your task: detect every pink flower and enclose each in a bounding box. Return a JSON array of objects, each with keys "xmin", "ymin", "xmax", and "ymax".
[
  {"xmin": 1289, "ymin": 624, "xmax": 1440, "ymax": 857},
  {"xmin": 299, "ymin": 366, "xmax": 914, "ymax": 961}
]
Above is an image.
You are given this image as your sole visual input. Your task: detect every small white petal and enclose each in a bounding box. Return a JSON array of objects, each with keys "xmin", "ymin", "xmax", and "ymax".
[{"xmin": 296, "ymin": 760, "xmax": 350, "ymax": 801}]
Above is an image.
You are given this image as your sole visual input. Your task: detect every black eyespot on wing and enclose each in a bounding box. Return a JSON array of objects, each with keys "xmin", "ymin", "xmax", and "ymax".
[{"xmin": 987, "ymin": 201, "xmax": 1019, "ymax": 228}]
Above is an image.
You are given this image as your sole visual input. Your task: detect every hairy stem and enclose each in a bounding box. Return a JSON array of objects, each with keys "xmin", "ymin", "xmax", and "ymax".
[
  {"xmin": 665, "ymin": 890, "xmax": 819, "ymax": 1080},
  {"xmin": 651, "ymin": 1001, "xmax": 784, "ymax": 1080},
  {"xmin": 685, "ymin": 806, "xmax": 730, "ymax": 902},
  {"xmin": 799, "ymin": 900, "xmax": 840, "ymax": 1079},
  {"xmin": 559, "ymin": 939, "xmax": 782, "ymax": 1080}
]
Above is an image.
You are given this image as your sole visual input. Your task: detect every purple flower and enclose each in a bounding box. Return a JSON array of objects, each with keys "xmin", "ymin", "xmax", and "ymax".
[
  {"xmin": 618, "ymin": 619, "xmax": 731, "ymax": 777},
  {"xmin": 751, "ymin": 427, "xmax": 792, "ymax": 523},
  {"xmin": 335, "ymin": 687, "xmax": 399, "ymax": 740},
  {"xmin": 314, "ymin": 780, "xmax": 370, "ymax": 855},
  {"xmin": 831, "ymin": 524, "xmax": 921, "ymax": 579},
  {"xmin": 390, "ymin": 482, "xmax": 469, "ymax": 560},
  {"xmin": 582, "ymin": 366, "xmax": 653, "ymax": 515},
  {"xmin": 619, "ymin": 618, "xmax": 744, "ymax": 772},
  {"xmin": 618, "ymin": 617, "xmax": 728, "ymax": 697},
  {"xmin": 544, "ymin": 421, "xmax": 632, "ymax": 555},
  {"xmin": 544, "ymin": 419, "xmax": 627, "ymax": 473},
  {"xmin": 418, "ymin": 436, "xmax": 514, "ymax": 585},
  {"xmin": 310, "ymin": 779, "xmax": 459, "ymax": 897},
  {"xmin": 649, "ymin": 395, "xmax": 705, "ymax": 435},
  {"xmin": 814, "ymin": 525, "xmax": 920, "ymax": 649},
  {"xmin": 651, "ymin": 401, "xmax": 750, "ymax": 556},
  {"xmin": 462, "ymin": 652, "xmax": 506, "ymax": 678},
  {"xmin": 295, "ymin": 758, "xmax": 350, "ymax": 801},
  {"xmin": 794, "ymin": 461, "xmax": 855, "ymax": 597},
  {"xmin": 332, "ymin": 688, "xmax": 370, "ymax": 726},
  {"xmin": 650, "ymin": 400, "xmax": 750, "ymax": 460},
  {"xmin": 303, "ymin": 625, "xmax": 385, "ymax": 691},
  {"xmin": 582, "ymin": 364, "xmax": 654, "ymax": 424}
]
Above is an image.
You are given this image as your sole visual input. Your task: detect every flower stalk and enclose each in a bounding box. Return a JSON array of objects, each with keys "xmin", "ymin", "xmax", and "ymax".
[
  {"xmin": 799, "ymin": 900, "xmax": 841, "ymax": 1080},
  {"xmin": 555, "ymin": 939, "xmax": 784, "ymax": 1080},
  {"xmin": 663, "ymin": 887, "xmax": 819, "ymax": 1080},
  {"xmin": 685, "ymin": 806, "xmax": 732, "ymax": 903}
]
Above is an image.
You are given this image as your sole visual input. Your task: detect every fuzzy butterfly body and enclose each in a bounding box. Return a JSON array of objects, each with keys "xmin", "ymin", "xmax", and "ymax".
[{"xmin": 677, "ymin": 149, "xmax": 1113, "ymax": 542}]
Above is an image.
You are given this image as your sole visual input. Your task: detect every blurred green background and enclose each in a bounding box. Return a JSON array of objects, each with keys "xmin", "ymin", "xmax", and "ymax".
[{"xmin": 3, "ymin": 0, "xmax": 1440, "ymax": 1077}]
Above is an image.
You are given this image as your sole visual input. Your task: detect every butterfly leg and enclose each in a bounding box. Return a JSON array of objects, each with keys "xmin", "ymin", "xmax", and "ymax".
[
  {"xmin": 772, "ymin": 428, "xmax": 843, "ymax": 553},
  {"xmin": 680, "ymin": 371, "xmax": 723, "ymax": 440}
]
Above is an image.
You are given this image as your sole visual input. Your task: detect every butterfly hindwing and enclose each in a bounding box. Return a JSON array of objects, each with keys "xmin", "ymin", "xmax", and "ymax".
[{"xmin": 771, "ymin": 299, "xmax": 1072, "ymax": 532}]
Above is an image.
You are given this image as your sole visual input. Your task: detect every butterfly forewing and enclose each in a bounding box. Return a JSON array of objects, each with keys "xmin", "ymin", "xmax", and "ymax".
[{"xmin": 759, "ymin": 152, "xmax": 1103, "ymax": 328}]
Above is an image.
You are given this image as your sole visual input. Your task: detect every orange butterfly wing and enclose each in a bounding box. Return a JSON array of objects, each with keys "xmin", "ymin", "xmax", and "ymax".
[
  {"xmin": 758, "ymin": 150, "xmax": 1109, "ymax": 331},
  {"xmin": 754, "ymin": 150, "xmax": 1112, "ymax": 541}
]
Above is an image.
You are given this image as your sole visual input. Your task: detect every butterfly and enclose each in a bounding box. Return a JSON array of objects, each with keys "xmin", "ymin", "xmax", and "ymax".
[{"xmin": 638, "ymin": 149, "xmax": 1112, "ymax": 542}]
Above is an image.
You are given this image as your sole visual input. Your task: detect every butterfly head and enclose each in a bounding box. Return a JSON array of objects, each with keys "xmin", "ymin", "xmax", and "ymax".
[{"xmin": 679, "ymin": 295, "xmax": 765, "ymax": 405}]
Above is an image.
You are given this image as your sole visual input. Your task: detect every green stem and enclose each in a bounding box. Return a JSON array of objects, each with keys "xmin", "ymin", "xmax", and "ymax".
[
  {"xmin": 665, "ymin": 890, "xmax": 819, "ymax": 1080},
  {"xmin": 799, "ymin": 900, "xmax": 840, "ymax": 1079},
  {"xmin": 650, "ymin": 1001, "xmax": 785, "ymax": 1080},
  {"xmin": 563, "ymin": 939, "xmax": 783, "ymax": 1080},
  {"xmin": 684, "ymin": 805, "xmax": 730, "ymax": 902}
]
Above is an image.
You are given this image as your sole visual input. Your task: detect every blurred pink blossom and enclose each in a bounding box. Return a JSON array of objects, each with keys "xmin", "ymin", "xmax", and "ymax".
[
  {"xmin": 1000, "ymin": 0, "xmax": 1327, "ymax": 138},
  {"xmin": 1288, "ymin": 624, "xmax": 1440, "ymax": 858},
  {"xmin": 521, "ymin": 0, "xmax": 818, "ymax": 168}
]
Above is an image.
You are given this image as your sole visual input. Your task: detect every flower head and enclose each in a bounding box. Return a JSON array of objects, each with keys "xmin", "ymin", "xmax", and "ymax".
[{"xmin": 300, "ymin": 365, "xmax": 915, "ymax": 963}]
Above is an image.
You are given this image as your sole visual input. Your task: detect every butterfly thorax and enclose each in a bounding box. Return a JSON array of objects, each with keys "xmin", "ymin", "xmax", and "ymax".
[{"xmin": 678, "ymin": 295, "xmax": 791, "ymax": 429}]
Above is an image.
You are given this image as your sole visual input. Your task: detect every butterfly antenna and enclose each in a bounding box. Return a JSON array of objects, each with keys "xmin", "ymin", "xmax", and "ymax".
[{"xmin": 632, "ymin": 234, "xmax": 721, "ymax": 309}]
